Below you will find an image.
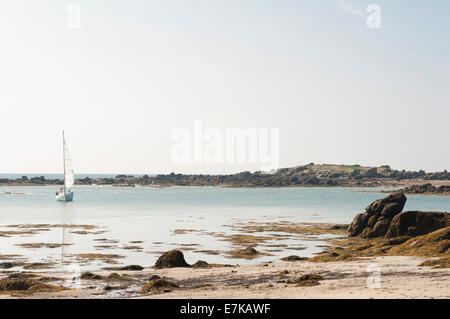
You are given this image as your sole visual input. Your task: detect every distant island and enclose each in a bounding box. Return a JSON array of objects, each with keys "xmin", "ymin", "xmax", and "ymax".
[{"xmin": 1, "ymin": 164, "xmax": 449, "ymax": 193}]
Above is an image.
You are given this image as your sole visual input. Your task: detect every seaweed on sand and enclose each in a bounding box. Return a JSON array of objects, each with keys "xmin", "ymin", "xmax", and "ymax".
[
  {"xmin": 418, "ymin": 257, "xmax": 450, "ymax": 269},
  {"xmin": 103, "ymin": 265, "xmax": 144, "ymax": 271},
  {"xmin": 104, "ymin": 273, "xmax": 134, "ymax": 282},
  {"xmin": 281, "ymin": 255, "xmax": 307, "ymax": 262},
  {"xmin": 287, "ymin": 273, "xmax": 324, "ymax": 287},
  {"xmin": 80, "ymin": 272, "xmax": 104, "ymax": 280},
  {"xmin": 23, "ymin": 262, "xmax": 56, "ymax": 270},
  {"xmin": 0, "ymin": 277, "xmax": 67, "ymax": 294},
  {"xmin": 16, "ymin": 242, "xmax": 73, "ymax": 249},
  {"xmin": 227, "ymin": 221, "xmax": 348, "ymax": 236},
  {"xmin": 309, "ymin": 227, "xmax": 449, "ymax": 262},
  {"xmin": 138, "ymin": 278, "xmax": 179, "ymax": 294},
  {"xmin": 71, "ymin": 253, "xmax": 125, "ymax": 262}
]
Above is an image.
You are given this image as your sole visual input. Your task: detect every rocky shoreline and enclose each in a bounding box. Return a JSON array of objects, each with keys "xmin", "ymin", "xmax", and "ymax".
[
  {"xmin": 384, "ymin": 183, "xmax": 450, "ymax": 196},
  {"xmin": 1, "ymin": 164, "xmax": 449, "ymax": 189}
]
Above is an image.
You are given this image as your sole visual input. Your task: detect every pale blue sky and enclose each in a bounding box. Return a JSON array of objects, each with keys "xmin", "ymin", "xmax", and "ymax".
[{"xmin": 0, "ymin": 1, "xmax": 449, "ymax": 174}]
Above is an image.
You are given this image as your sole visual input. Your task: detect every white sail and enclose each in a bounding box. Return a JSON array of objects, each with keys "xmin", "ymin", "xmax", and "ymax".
[{"xmin": 63, "ymin": 136, "xmax": 74, "ymax": 189}]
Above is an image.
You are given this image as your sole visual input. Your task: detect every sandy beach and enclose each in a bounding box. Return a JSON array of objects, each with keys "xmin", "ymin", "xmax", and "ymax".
[{"xmin": 1, "ymin": 256, "xmax": 448, "ymax": 299}]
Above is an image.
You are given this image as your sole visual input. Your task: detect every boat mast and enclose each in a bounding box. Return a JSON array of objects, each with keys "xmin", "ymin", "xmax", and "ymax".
[{"xmin": 63, "ymin": 130, "xmax": 66, "ymax": 194}]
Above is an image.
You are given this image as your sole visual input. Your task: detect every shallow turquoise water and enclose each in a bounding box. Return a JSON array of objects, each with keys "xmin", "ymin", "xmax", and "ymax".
[{"xmin": 0, "ymin": 186, "xmax": 448, "ymax": 272}]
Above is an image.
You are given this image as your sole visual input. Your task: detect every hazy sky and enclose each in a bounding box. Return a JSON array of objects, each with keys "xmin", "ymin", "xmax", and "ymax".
[{"xmin": 0, "ymin": 0, "xmax": 449, "ymax": 174}]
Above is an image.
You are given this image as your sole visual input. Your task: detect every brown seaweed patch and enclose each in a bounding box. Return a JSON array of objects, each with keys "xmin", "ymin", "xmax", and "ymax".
[
  {"xmin": 71, "ymin": 230, "xmax": 108, "ymax": 235},
  {"xmin": 188, "ymin": 283, "xmax": 216, "ymax": 290},
  {"xmin": 7, "ymin": 224, "xmax": 99, "ymax": 230},
  {"xmin": 192, "ymin": 260, "xmax": 210, "ymax": 269},
  {"xmin": 103, "ymin": 265, "xmax": 144, "ymax": 271},
  {"xmin": 93, "ymin": 238, "xmax": 120, "ymax": 244},
  {"xmin": 104, "ymin": 284, "xmax": 129, "ymax": 291},
  {"xmin": 227, "ymin": 221, "xmax": 348, "ymax": 236},
  {"xmin": 23, "ymin": 262, "xmax": 56, "ymax": 270},
  {"xmin": 172, "ymin": 229, "xmax": 197, "ymax": 235},
  {"xmin": 418, "ymin": 257, "xmax": 450, "ymax": 269},
  {"xmin": 223, "ymin": 234, "xmax": 272, "ymax": 246},
  {"xmin": 138, "ymin": 278, "xmax": 179, "ymax": 294},
  {"xmin": 388, "ymin": 227, "xmax": 449, "ymax": 256},
  {"xmin": 104, "ymin": 273, "xmax": 134, "ymax": 282},
  {"xmin": 281, "ymin": 255, "xmax": 308, "ymax": 262},
  {"xmin": 80, "ymin": 272, "xmax": 103, "ymax": 280},
  {"xmin": 71, "ymin": 253, "xmax": 125, "ymax": 261},
  {"xmin": 6, "ymin": 273, "xmax": 38, "ymax": 279},
  {"xmin": 0, "ymin": 230, "xmax": 40, "ymax": 237},
  {"xmin": 295, "ymin": 280, "xmax": 321, "ymax": 287},
  {"xmin": 264, "ymin": 243, "xmax": 288, "ymax": 248},
  {"xmin": 308, "ymin": 252, "xmax": 357, "ymax": 262},
  {"xmin": 147, "ymin": 250, "xmax": 167, "ymax": 255},
  {"xmin": 192, "ymin": 250, "xmax": 221, "ymax": 255},
  {"xmin": 226, "ymin": 247, "xmax": 272, "ymax": 260},
  {"xmin": 174, "ymin": 247, "xmax": 197, "ymax": 251},
  {"xmin": 16, "ymin": 242, "xmax": 73, "ymax": 249},
  {"xmin": 0, "ymin": 254, "xmax": 23, "ymax": 260},
  {"xmin": 287, "ymin": 273, "xmax": 324, "ymax": 287},
  {"xmin": 38, "ymin": 276, "xmax": 63, "ymax": 283},
  {"xmin": 94, "ymin": 245, "xmax": 119, "ymax": 250},
  {"xmin": 121, "ymin": 245, "xmax": 143, "ymax": 250},
  {"xmin": 0, "ymin": 262, "xmax": 24, "ymax": 269},
  {"xmin": 309, "ymin": 227, "xmax": 449, "ymax": 263},
  {"xmin": 290, "ymin": 246, "xmax": 307, "ymax": 251}
]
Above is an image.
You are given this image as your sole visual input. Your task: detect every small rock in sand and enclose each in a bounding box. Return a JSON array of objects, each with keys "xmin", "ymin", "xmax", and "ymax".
[
  {"xmin": 154, "ymin": 250, "xmax": 191, "ymax": 269},
  {"xmin": 193, "ymin": 260, "xmax": 210, "ymax": 269}
]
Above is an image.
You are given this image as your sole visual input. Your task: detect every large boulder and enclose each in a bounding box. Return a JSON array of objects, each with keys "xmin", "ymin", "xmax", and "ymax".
[
  {"xmin": 348, "ymin": 192, "xmax": 407, "ymax": 238},
  {"xmin": 385, "ymin": 211, "xmax": 449, "ymax": 238},
  {"xmin": 154, "ymin": 250, "xmax": 191, "ymax": 269}
]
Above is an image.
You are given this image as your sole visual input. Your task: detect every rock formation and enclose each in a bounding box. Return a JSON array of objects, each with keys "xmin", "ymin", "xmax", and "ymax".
[
  {"xmin": 385, "ymin": 211, "xmax": 449, "ymax": 238},
  {"xmin": 348, "ymin": 193, "xmax": 449, "ymax": 238},
  {"xmin": 348, "ymin": 192, "xmax": 406, "ymax": 238}
]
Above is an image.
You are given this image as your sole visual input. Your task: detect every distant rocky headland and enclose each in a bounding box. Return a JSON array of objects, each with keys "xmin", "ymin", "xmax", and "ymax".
[
  {"xmin": 1, "ymin": 164, "xmax": 449, "ymax": 190},
  {"xmin": 384, "ymin": 183, "xmax": 450, "ymax": 196}
]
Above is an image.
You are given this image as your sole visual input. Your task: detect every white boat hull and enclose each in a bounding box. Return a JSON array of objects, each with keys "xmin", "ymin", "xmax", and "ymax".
[{"xmin": 56, "ymin": 191, "xmax": 74, "ymax": 202}]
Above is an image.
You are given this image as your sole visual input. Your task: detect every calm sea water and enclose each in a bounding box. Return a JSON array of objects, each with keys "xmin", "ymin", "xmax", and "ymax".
[{"xmin": 0, "ymin": 186, "xmax": 448, "ymax": 272}]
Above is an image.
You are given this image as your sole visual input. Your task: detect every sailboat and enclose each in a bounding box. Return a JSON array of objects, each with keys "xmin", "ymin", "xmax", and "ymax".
[{"xmin": 56, "ymin": 131, "xmax": 74, "ymax": 202}]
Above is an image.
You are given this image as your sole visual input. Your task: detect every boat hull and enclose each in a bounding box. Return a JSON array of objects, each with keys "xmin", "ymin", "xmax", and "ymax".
[{"xmin": 56, "ymin": 192, "xmax": 74, "ymax": 202}]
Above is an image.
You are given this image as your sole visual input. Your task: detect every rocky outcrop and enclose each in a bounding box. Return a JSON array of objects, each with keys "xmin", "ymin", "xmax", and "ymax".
[
  {"xmin": 385, "ymin": 211, "xmax": 449, "ymax": 238},
  {"xmin": 388, "ymin": 226, "xmax": 450, "ymax": 256},
  {"xmin": 154, "ymin": 250, "xmax": 190, "ymax": 269},
  {"xmin": 348, "ymin": 192, "xmax": 406, "ymax": 238},
  {"xmin": 348, "ymin": 193, "xmax": 449, "ymax": 239}
]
